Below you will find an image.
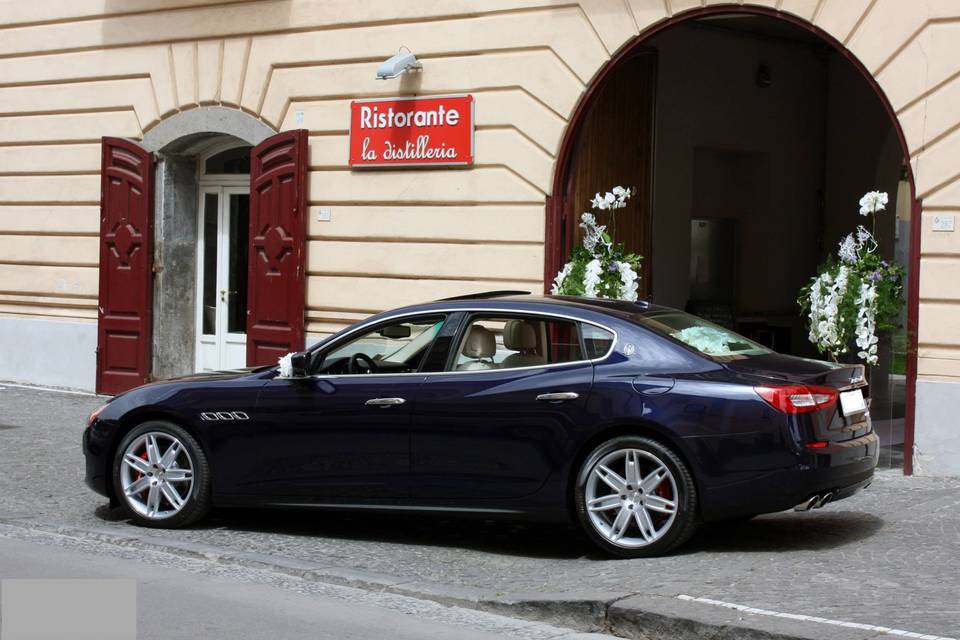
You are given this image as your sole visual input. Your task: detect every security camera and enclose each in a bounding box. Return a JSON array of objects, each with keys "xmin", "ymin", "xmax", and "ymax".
[{"xmin": 376, "ymin": 48, "xmax": 422, "ymax": 80}]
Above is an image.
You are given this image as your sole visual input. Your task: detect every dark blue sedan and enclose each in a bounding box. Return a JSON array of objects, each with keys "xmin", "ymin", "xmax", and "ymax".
[{"xmin": 83, "ymin": 293, "xmax": 878, "ymax": 557}]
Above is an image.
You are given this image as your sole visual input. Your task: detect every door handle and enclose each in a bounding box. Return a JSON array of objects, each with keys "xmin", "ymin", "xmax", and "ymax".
[
  {"xmin": 536, "ymin": 392, "xmax": 579, "ymax": 402},
  {"xmin": 365, "ymin": 397, "xmax": 406, "ymax": 407}
]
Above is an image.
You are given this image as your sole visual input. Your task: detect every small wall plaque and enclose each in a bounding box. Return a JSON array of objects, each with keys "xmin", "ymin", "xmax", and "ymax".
[{"xmin": 932, "ymin": 215, "xmax": 955, "ymax": 232}]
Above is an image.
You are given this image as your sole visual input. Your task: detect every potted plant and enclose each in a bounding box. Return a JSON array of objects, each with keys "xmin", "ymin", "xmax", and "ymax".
[
  {"xmin": 798, "ymin": 191, "xmax": 905, "ymax": 365},
  {"xmin": 551, "ymin": 186, "xmax": 643, "ymax": 302}
]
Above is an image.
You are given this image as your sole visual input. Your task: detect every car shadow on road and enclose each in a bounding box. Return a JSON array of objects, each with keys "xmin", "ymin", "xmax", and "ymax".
[
  {"xmin": 208, "ymin": 508, "xmax": 597, "ymax": 559},
  {"xmin": 98, "ymin": 505, "xmax": 886, "ymax": 560},
  {"xmin": 93, "ymin": 499, "xmax": 885, "ymax": 559},
  {"xmin": 684, "ymin": 510, "xmax": 885, "ymax": 554}
]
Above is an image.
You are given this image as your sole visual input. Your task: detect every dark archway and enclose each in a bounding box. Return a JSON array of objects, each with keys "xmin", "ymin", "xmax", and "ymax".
[{"xmin": 545, "ymin": 4, "xmax": 921, "ymax": 474}]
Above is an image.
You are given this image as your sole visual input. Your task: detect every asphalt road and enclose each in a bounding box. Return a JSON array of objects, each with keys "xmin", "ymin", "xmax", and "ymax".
[{"xmin": 0, "ymin": 532, "xmax": 611, "ymax": 640}]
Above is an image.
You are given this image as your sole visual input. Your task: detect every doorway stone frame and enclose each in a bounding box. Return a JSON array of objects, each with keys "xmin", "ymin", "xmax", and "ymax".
[{"xmin": 143, "ymin": 107, "xmax": 276, "ymax": 379}]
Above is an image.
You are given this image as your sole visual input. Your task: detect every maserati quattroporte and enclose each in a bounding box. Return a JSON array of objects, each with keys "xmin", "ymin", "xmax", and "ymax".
[{"xmin": 83, "ymin": 293, "xmax": 877, "ymax": 557}]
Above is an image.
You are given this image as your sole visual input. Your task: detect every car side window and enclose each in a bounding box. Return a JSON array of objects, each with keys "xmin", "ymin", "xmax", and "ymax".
[
  {"xmin": 452, "ymin": 315, "xmax": 584, "ymax": 372},
  {"xmin": 581, "ymin": 323, "xmax": 615, "ymax": 359},
  {"xmin": 318, "ymin": 315, "xmax": 445, "ymax": 375}
]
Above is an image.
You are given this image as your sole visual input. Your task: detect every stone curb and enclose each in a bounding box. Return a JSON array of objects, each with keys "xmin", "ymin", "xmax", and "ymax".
[
  {"xmin": 0, "ymin": 519, "xmax": 896, "ymax": 640},
  {"xmin": 607, "ymin": 595, "xmax": 888, "ymax": 640}
]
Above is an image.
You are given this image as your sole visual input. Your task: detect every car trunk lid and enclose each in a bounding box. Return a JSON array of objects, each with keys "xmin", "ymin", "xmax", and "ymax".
[
  {"xmin": 722, "ymin": 353, "xmax": 864, "ymax": 388},
  {"xmin": 723, "ymin": 353, "xmax": 870, "ymax": 443}
]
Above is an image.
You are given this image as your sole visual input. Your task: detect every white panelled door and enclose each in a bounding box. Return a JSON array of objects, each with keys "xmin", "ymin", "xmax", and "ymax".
[{"xmin": 196, "ymin": 186, "xmax": 250, "ymax": 371}]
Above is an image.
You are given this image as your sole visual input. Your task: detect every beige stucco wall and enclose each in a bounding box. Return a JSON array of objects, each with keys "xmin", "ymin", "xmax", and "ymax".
[{"xmin": 0, "ymin": 0, "xmax": 958, "ymax": 385}]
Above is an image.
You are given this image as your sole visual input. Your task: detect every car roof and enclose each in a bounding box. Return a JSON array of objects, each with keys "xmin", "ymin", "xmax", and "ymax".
[{"xmin": 379, "ymin": 293, "xmax": 675, "ymax": 325}]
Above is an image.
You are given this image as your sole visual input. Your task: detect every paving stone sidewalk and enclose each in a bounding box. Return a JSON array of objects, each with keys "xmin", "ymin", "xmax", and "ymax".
[{"xmin": 1, "ymin": 383, "xmax": 957, "ymax": 638}]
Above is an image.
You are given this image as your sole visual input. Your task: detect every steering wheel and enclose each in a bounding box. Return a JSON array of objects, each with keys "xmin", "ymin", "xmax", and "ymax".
[{"xmin": 348, "ymin": 353, "xmax": 379, "ymax": 375}]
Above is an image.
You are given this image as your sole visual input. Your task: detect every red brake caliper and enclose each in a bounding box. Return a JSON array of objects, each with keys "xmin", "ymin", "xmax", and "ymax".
[
  {"xmin": 655, "ymin": 481, "xmax": 672, "ymax": 499},
  {"xmin": 135, "ymin": 450, "xmax": 149, "ymax": 492}
]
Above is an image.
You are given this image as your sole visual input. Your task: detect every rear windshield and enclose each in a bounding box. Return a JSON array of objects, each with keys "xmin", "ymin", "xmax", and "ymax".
[{"xmin": 634, "ymin": 310, "xmax": 773, "ymax": 360}]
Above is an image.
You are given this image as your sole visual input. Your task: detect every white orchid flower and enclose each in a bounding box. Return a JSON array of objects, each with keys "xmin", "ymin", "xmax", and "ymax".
[
  {"xmin": 583, "ymin": 259, "xmax": 604, "ymax": 298},
  {"xmin": 550, "ymin": 263, "xmax": 572, "ymax": 294},
  {"xmin": 858, "ymin": 190, "xmax": 889, "ymax": 216},
  {"xmin": 617, "ymin": 261, "xmax": 639, "ymax": 302}
]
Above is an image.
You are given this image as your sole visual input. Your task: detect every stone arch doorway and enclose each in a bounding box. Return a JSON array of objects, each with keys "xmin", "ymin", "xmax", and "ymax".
[
  {"xmin": 545, "ymin": 5, "xmax": 920, "ymax": 473},
  {"xmin": 144, "ymin": 108, "xmax": 276, "ymax": 380}
]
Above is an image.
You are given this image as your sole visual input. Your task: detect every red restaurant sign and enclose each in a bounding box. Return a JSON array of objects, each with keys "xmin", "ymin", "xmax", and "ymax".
[{"xmin": 349, "ymin": 95, "xmax": 474, "ymax": 168}]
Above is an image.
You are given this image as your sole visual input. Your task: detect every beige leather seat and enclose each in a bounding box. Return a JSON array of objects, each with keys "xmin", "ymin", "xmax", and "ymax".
[
  {"xmin": 456, "ymin": 325, "xmax": 497, "ymax": 370},
  {"xmin": 500, "ymin": 319, "xmax": 545, "ymax": 368}
]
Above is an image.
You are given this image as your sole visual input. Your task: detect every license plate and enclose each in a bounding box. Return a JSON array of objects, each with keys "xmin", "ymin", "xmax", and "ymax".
[{"xmin": 840, "ymin": 389, "xmax": 867, "ymax": 416}]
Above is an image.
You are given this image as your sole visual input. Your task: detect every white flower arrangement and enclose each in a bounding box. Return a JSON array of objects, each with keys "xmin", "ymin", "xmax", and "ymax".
[
  {"xmin": 799, "ymin": 190, "xmax": 904, "ymax": 365},
  {"xmin": 551, "ymin": 186, "xmax": 643, "ymax": 302}
]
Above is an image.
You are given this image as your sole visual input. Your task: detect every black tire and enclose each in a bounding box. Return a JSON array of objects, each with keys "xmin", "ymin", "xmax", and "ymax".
[
  {"xmin": 112, "ymin": 420, "xmax": 212, "ymax": 528},
  {"xmin": 574, "ymin": 435, "xmax": 698, "ymax": 558}
]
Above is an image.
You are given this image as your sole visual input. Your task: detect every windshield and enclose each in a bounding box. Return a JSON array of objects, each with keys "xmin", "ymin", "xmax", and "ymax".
[
  {"xmin": 380, "ymin": 321, "xmax": 443, "ymax": 362},
  {"xmin": 324, "ymin": 319, "xmax": 443, "ymax": 364},
  {"xmin": 635, "ymin": 310, "xmax": 772, "ymax": 359}
]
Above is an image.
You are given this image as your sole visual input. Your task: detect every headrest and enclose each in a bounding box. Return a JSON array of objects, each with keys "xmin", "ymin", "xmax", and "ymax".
[
  {"xmin": 503, "ymin": 320, "xmax": 536, "ymax": 351},
  {"xmin": 462, "ymin": 326, "xmax": 496, "ymax": 358}
]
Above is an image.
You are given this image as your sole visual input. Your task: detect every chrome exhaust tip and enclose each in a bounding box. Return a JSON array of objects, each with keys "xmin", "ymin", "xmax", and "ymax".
[
  {"xmin": 794, "ymin": 495, "xmax": 820, "ymax": 512},
  {"xmin": 816, "ymin": 492, "xmax": 833, "ymax": 508}
]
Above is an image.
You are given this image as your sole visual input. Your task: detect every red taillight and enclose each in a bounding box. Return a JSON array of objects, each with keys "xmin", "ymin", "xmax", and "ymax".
[
  {"xmin": 754, "ymin": 384, "xmax": 838, "ymax": 414},
  {"xmin": 805, "ymin": 441, "xmax": 830, "ymax": 449}
]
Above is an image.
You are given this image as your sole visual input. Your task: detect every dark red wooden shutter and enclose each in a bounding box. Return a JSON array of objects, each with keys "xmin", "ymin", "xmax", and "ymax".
[
  {"xmin": 246, "ymin": 130, "xmax": 308, "ymax": 365},
  {"xmin": 96, "ymin": 137, "xmax": 154, "ymax": 395}
]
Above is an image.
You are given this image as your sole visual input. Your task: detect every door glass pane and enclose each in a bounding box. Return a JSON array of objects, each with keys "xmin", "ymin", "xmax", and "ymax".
[
  {"xmin": 228, "ymin": 194, "xmax": 250, "ymax": 334},
  {"xmin": 453, "ymin": 316, "xmax": 583, "ymax": 371},
  {"xmin": 320, "ymin": 316, "xmax": 446, "ymax": 375},
  {"xmin": 201, "ymin": 192, "xmax": 219, "ymax": 336},
  {"xmin": 581, "ymin": 324, "xmax": 615, "ymax": 359},
  {"xmin": 205, "ymin": 146, "xmax": 251, "ymax": 174}
]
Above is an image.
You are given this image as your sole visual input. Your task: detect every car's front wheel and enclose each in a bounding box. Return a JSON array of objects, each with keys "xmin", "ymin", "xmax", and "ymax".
[
  {"xmin": 575, "ymin": 436, "xmax": 698, "ymax": 557},
  {"xmin": 112, "ymin": 421, "xmax": 211, "ymax": 528}
]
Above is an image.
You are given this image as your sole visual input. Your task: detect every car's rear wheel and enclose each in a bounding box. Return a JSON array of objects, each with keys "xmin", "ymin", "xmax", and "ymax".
[
  {"xmin": 112, "ymin": 421, "xmax": 211, "ymax": 528},
  {"xmin": 575, "ymin": 436, "xmax": 697, "ymax": 557}
]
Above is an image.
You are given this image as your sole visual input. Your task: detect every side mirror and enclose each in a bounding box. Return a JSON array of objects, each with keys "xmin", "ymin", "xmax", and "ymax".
[
  {"xmin": 290, "ymin": 352, "xmax": 310, "ymax": 378},
  {"xmin": 279, "ymin": 352, "xmax": 311, "ymax": 379}
]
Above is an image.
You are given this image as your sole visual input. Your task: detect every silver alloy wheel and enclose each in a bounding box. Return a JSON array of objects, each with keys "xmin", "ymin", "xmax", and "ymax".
[
  {"xmin": 584, "ymin": 448, "xmax": 679, "ymax": 548},
  {"xmin": 119, "ymin": 432, "xmax": 195, "ymax": 520}
]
